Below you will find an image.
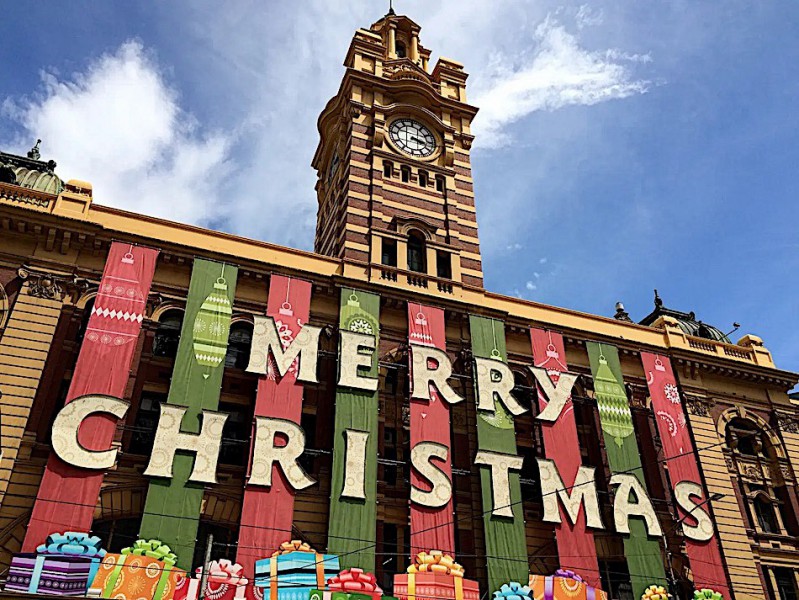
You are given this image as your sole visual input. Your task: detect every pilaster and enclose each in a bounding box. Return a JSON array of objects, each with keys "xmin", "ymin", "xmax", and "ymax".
[
  {"xmin": 0, "ymin": 275, "xmax": 68, "ymax": 507},
  {"xmin": 684, "ymin": 396, "xmax": 765, "ymax": 599}
]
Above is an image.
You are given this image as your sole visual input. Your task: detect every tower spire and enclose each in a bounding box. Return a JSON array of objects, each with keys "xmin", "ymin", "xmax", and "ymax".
[{"xmin": 388, "ymin": 0, "xmax": 395, "ymax": 16}]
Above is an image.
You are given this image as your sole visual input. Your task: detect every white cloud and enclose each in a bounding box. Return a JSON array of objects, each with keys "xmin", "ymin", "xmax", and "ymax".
[
  {"xmin": 540, "ymin": 257, "xmax": 548, "ymax": 264},
  {"xmin": 2, "ymin": 41, "xmax": 231, "ymax": 225},
  {"xmin": 472, "ymin": 14, "xmax": 652, "ymax": 148},
  {"xmin": 526, "ymin": 281, "xmax": 537, "ymax": 290}
]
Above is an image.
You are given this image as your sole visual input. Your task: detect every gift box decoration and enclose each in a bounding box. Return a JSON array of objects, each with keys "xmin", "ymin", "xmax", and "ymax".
[
  {"xmin": 89, "ymin": 538, "xmax": 186, "ymax": 600},
  {"xmin": 528, "ymin": 570, "xmax": 608, "ymax": 600},
  {"xmin": 393, "ymin": 551, "xmax": 480, "ymax": 600},
  {"xmin": 322, "ymin": 568, "xmax": 384, "ymax": 600},
  {"xmin": 5, "ymin": 532, "xmax": 107, "ymax": 596},
  {"xmin": 641, "ymin": 585, "xmax": 670, "ymax": 600},
  {"xmin": 494, "ymin": 582, "xmax": 533, "ymax": 600},
  {"xmin": 255, "ymin": 540, "xmax": 341, "ymax": 600},
  {"xmin": 692, "ymin": 590, "xmax": 722, "ymax": 600},
  {"xmin": 174, "ymin": 559, "xmax": 249, "ymax": 600}
]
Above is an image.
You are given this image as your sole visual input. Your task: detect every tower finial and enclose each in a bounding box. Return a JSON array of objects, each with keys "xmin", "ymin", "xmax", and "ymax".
[
  {"xmin": 387, "ymin": 0, "xmax": 395, "ymax": 16},
  {"xmin": 27, "ymin": 139, "xmax": 42, "ymax": 161},
  {"xmin": 654, "ymin": 288, "xmax": 662, "ymax": 307}
]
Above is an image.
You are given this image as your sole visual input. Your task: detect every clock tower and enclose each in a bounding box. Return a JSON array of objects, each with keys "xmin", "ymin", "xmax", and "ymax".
[{"xmin": 312, "ymin": 10, "xmax": 483, "ymax": 292}]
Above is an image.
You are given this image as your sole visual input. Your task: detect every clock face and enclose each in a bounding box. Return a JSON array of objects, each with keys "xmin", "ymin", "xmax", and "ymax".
[{"xmin": 389, "ymin": 119, "xmax": 437, "ymax": 158}]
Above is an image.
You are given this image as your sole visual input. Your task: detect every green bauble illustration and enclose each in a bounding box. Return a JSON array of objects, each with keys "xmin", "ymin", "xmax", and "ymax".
[{"xmin": 193, "ymin": 274, "xmax": 233, "ymax": 368}]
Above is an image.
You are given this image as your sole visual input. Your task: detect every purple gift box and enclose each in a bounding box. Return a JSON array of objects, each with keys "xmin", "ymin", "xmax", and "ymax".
[{"xmin": 6, "ymin": 553, "xmax": 98, "ymax": 596}]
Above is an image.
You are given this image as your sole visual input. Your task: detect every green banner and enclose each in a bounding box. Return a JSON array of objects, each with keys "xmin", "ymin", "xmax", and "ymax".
[
  {"xmin": 139, "ymin": 258, "xmax": 238, "ymax": 570},
  {"xmin": 586, "ymin": 342, "xmax": 667, "ymax": 599},
  {"xmin": 469, "ymin": 315, "xmax": 528, "ymax": 592},
  {"xmin": 327, "ymin": 288, "xmax": 380, "ymax": 571}
]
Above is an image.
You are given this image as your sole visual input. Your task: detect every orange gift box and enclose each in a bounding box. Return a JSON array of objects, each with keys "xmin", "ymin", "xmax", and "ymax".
[
  {"xmin": 528, "ymin": 574, "xmax": 607, "ymax": 600},
  {"xmin": 393, "ymin": 551, "xmax": 479, "ymax": 600},
  {"xmin": 90, "ymin": 553, "xmax": 186, "ymax": 600}
]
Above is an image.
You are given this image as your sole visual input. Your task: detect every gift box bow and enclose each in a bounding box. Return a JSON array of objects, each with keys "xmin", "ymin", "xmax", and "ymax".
[
  {"xmin": 407, "ymin": 551, "xmax": 465, "ymax": 577},
  {"xmin": 36, "ymin": 531, "xmax": 107, "ymax": 558},
  {"xmin": 641, "ymin": 584, "xmax": 670, "ymax": 600},
  {"xmin": 122, "ymin": 539, "xmax": 178, "ymax": 567},
  {"xmin": 554, "ymin": 570, "xmax": 584, "ymax": 584},
  {"xmin": 276, "ymin": 540, "xmax": 315, "ymax": 555},
  {"xmin": 328, "ymin": 568, "xmax": 383, "ymax": 593},
  {"xmin": 692, "ymin": 590, "xmax": 722, "ymax": 600},
  {"xmin": 494, "ymin": 582, "xmax": 532, "ymax": 600},
  {"xmin": 196, "ymin": 559, "xmax": 249, "ymax": 587}
]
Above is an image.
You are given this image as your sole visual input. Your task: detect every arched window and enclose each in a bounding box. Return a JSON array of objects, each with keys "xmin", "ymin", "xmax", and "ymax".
[
  {"xmin": 396, "ymin": 41, "xmax": 407, "ymax": 58},
  {"xmin": 407, "ymin": 231, "xmax": 427, "ymax": 274},
  {"xmin": 76, "ymin": 298, "xmax": 95, "ymax": 343},
  {"xmin": 418, "ymin": 170, "xmax": 429, "ymax": 188},
  {"xmin": 153, "ymin": 310, "xmax": 184, "ymax": 358},
  {"xmin": 383, "ymin": 161, "xmax": 393, "ymax": 178},
  {"xmin": 225, "ymin": 321, "xmax": 253, "ymax": 369},
  {"xmin": 400, "ymin": 166, "xmax": 411, "ymax": 183},
  {"xmin": 93, "ymin": 517, "xmax": 141, "ymax": 552},
  {"xmin": 0, "ymin": 283, "xmax": 10, "ymax": 331},
  {"xmin": 753, "ymin": 494, "xmax": 780, "ymax": 533}
]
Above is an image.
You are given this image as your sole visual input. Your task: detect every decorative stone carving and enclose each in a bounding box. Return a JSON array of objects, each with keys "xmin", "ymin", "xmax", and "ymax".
[
  {"xmin": 686, "ymin": 396, "xmax": 711, "ymax": 417},
  {"xmin": 18, "ymin": 267, "xmax": 89, "ymax": 302},
  {"xmin": 19, "ymin": 267, "xmax": 63, "ymax": 300},
  {"xmin": 723, "ymin": 453, "xmax": 735, "ymax": 472},
  {"xmin": 776, "ymin": 411, "xmax": 799, "ymax": 434},
  {"xmin": 0, "ymin": 186, "xmax": 52, "ymax": 209}
]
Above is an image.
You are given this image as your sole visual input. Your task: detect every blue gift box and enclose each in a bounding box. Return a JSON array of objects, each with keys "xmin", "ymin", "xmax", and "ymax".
[{"xmin": 255, "ymin": 551, "xmax": 340, "ymax": 600}]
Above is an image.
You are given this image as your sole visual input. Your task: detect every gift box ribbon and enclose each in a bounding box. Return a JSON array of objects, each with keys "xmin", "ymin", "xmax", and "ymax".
[
  {"xmin": 328, "ymin": 568, "xmax": 383, "ymax": 594},
  {"xmin": 269, "ymin": 540, "xmax": 326, "ymax": 600},
  {"xmin": 102, "ymin": 539, "xmax": 179, "ymax": 600},
  {"xmin": 35, "ymin": 531, "xmax": 107, "ymax": 558},
  {"xmin": 406, "ymin": 551, "xmax": 466, "ymax": 600},
  {"xmin": 197, "ymin": 559, "xmax": 249, "ymax": 587},
  {"xmin": 122, "ymin": 538, "xmax": 179, "ymax": 568},
  {"xmin": 494, "ymin": 582, "xmax": 532, "ymax": 600},
  {"xmin": 641, "ymin": 584, "xmax": 670, "ymax": 600},
  {"xmin": 693, "ymin": 590, "xmax": 722, "ymax": 600}
]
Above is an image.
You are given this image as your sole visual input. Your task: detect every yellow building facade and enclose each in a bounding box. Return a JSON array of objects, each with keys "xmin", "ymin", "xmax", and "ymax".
[{"xmin": 0, "ymin": 11, "xmax": 797, "ymax": 600}]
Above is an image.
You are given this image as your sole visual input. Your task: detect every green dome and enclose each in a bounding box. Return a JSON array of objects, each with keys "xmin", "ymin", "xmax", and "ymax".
[
  {"xmin": 0, "ymin": 142, "xmax": 65, "ymax": 195},
  {"xmin": 639, "ymin": 290, "xmax": 731, "ymax": 343}
]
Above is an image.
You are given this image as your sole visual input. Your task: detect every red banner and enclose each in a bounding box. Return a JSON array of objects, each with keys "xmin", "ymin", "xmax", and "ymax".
[
  {"xmin": 24, "ymin": 243, "xmax": 159, "ymax": 550},
  {"xmin": 530, "ymin": 328, "xmax": 600, "ymax": 587},
  {"xmin": 408, "ymin": 302, "xmax": 455, "ymax": 556},
  {"xmin": 237, "ymin": 275, "xmax": 311, "ymax": 596},
  {"xmin": 641, "ymin": 352, "xmax": 730, "ymax": 597}
]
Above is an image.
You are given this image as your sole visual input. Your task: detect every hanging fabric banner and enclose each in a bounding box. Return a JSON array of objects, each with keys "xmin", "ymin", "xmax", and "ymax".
[
  {"xmin": 24, "ymin": 242, "xmax": 159, "ymax": 551},
  {"xmin": 469, "ymin": 315, "xmax": 528, "ymax": 592},
  {"xmin": 641, "ymin": 351, "xmax": 730, "ymax": 597},
  {"xmin": 139, "ymin": 258, "xmax": 238, "ymax": 570},
  {"xmin": 586, "ymin": 342, "xmax": 667, "ymax": 599},
  {"xmin": 237, "ymin": 275, "xmax": 312, "ymax": 593},
  {"xmin": 408, "ymin": 302, "xmax": 455, "ymax": 557},
  {"xmin": 328, "ymin": 288, "xmax": 380, "ymax": 570},
  {"xmin": 530, "ymin": 328, "xmax": 600, "ymax": 587}
]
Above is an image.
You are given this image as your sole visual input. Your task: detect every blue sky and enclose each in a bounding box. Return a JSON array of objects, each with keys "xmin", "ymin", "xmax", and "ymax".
[{"xmin": 1, "ymin": 1, "xmax": 797, "ymax": 378}]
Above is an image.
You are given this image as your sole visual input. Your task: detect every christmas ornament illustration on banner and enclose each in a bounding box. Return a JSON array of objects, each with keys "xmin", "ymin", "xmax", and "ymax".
[
  {"xmin": 341, "ymin": 292, "xmax": 378, "ymax": 336},
  {"xmin": 478, "ymin": 319, "xmax": 513, "ymax": 430},
  {"xmin": 592, "ymin": 347, "xmax": 633, "ymax": 447},
  {"xmin": 86, "ymin": 244, "xmax": 147, "ymax": 347},
  {"xmin": 267, "ymin": 278, "xmax": 305, "ymax": 380},
  {"xmin": 193, "ymin": 264, "xmax": 233, "ymax": 370}
]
